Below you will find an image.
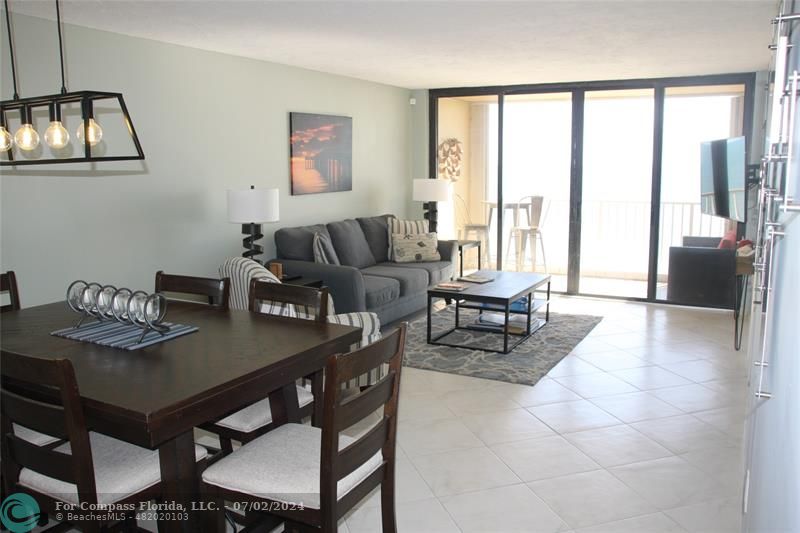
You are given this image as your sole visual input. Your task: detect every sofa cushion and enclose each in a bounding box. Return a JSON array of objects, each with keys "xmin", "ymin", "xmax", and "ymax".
[
  {"xmin": 383, "ymin": 261, "xmax": 452, "ymax": 286},
  {"xmin": 362, "ymin": 275, "xmax": 400, "ymax": 308},
  {"xmin": 275, "ymin": 224, "xmax": 330, "ymax": 261},
  {"xmin": 357, "ymin": 215, "xmax": 392, "ymax": 263},
  {"xmin": 327, "ymin": 219, "xmax": 376, "ymax": 269},
  {"xmin": 361, "ymin": 265, "xmax": 428, "ymax": 296}
]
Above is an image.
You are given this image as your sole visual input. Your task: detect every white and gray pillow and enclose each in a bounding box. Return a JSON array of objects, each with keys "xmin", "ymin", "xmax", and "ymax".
[
  {"xmin": 391, "ymin": 232, "xmax": 441, "ymax": 263},
  {"xmin": 387, "ymin": 217, "xmax": 430, "ymax": 261},
  {"xmin": 312, "ymin": 232, "xmax": 341, "ymax": 265}
]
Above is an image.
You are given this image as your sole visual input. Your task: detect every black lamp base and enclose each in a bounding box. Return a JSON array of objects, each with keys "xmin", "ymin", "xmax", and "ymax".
[
  {"xmin": 241, "ymin": 223, "xmax": 264, "ymax": 260},
  {"xmin": 422, "ymin": 202, "xmax": 439, "ymax": 233}
]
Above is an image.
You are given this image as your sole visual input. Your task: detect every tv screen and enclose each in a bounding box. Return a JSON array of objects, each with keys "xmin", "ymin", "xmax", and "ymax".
[{"xmin": 700, "ymin": 136, "xmax": 746, "ymax": 222}]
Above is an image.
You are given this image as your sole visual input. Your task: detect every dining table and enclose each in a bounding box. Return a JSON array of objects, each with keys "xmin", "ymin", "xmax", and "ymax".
[{"xmin": 0, "ymin": 300, "xmax": 362, "ymax": 532}]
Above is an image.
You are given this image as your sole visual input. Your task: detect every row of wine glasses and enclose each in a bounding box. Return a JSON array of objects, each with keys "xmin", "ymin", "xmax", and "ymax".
[{"xmin": 66, "ymin": 280, "xmax": 168, "ymax": 333}]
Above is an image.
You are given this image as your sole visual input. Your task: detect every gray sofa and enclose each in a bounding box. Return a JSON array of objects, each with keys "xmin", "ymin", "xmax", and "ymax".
[{"xmin": 272, "ymin": 215, "xmax": 455, "ymax": 324}]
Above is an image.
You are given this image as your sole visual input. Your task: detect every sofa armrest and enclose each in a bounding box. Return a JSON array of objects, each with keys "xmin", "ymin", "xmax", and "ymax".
[
  {"xmin": 437, "ymin": 240, "xmax": 458, "ymax": 280},
  {"xmin": 437, "ymin": 240, "xmax": 457, "ymax": 262},
  {"xmin": 269, "ymin": 259, "xmax": 367, "ymax": 313}
]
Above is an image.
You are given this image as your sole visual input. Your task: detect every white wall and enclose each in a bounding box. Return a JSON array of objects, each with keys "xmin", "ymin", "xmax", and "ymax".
[{"xmin": 0, "ymin": 14, "xmax": 412, "ymax": 306}]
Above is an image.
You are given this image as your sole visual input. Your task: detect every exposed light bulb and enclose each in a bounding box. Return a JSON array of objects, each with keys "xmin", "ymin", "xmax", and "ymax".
[
  {"xmin": 44, "ymin": 120, "xmax": 70, "ymax": 149},
  {"xmin": 14, "ymin": 124, "xmax": 40, "ymax": 151},
  {"xmin": 0, "ymin": 126, "xmax": 12, "ymax": 152},
  {"xmin": 76, "ymin": 118, "xmax": 103, "ymax": 146}
]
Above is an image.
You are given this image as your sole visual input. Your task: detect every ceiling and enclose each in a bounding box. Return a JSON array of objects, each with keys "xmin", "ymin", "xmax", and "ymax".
[{"xmin": 7, "ymin": 1, "xmax": 776, "ymax": 90}]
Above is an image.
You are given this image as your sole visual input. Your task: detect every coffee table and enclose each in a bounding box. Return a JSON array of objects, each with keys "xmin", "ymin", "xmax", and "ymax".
[{"xmin": 427, "ymin": 270, "xmax": 551, "ymax": 354}]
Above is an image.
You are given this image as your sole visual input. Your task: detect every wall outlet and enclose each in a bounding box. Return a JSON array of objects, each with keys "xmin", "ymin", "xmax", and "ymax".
[{"xmin": 409, "ymin": 98, "xmax": 417, "ymax": 105}]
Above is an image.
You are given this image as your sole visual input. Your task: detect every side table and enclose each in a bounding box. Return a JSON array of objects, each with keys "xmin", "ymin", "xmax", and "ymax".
[{"xmin": 453, "ymin": 239, "xmax": 482, "ymax": 277}]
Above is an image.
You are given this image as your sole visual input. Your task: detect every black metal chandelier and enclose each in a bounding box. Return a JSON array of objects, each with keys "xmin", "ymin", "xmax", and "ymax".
[{"xmin": 0, "ymin": 0, "xmax": 144, "ymax": 166}]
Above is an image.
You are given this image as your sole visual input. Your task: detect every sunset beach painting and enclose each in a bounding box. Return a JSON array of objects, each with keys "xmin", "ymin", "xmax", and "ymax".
[{"xmin": 290, "ymin": 112, "xmax": 353, "ymax": 195}]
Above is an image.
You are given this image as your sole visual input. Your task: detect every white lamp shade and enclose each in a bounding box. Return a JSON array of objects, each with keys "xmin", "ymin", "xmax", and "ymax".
[
  {"xmin": 413, "ymin": 179, "xmax": 452, "ymax": 202},
  {"xmin": 227, "ymin": 188, "xmax": 280, "ymax": 223}
]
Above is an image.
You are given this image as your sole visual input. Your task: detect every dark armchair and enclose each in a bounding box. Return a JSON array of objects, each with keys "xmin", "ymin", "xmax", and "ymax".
[{"xmin": 667, "ymin": 236, "xmax": 735, "ymax": 309}]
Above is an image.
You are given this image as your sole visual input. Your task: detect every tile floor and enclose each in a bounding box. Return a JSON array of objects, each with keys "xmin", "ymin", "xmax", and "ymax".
[
  {"xmin": 339, "ymin": 295, "xmax": 747, "ymax": 532},
  {"xmin": 49, "ymin": 295, "xmax": 748, "ymax": 533}
]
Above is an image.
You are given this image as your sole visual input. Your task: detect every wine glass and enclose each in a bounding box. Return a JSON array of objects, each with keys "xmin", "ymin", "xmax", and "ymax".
[
  {"xmin": 144, "ymin": 293, "xmax": 168, "ymax": 331},
  {"xmin": 127, "ymin": 290, "xmax": 149, "ymax": 327},
  {"xmin": 66, "ymin": 280, "xmax": 88, "ymax": 313},
  {"xmin": 81, "ymin": 283, "xmax": 103, "ymax": 318},
  {"xmin": 95, "ymin": 285, "xmax": 117, "ymax": 320},
  {"xmin": 111, "ymin": 288, "xmax": 133, "ymax": 324}
]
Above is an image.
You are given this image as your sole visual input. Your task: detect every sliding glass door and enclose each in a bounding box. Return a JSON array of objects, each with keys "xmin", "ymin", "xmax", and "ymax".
[
  {"xmin": 501, "ymin": 93, "xmax": 572, "ymax": 292},
  {"xmin": 431, "ymin": 73, "xmax": 754, "ymax": 304},
  {"xmin": 436, "ymin": 95, "xmax": 499, "ymax": 273},
  {"xmin": 657, "ymin": 84, "xmax": 747, "ymax": 303},
  {"xmin": 580, "ymin": 89, "xmax": 655, "ymax": 298}
]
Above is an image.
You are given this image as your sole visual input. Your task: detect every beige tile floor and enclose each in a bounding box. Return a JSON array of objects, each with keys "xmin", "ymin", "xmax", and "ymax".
[
  {"xmin": 44, "ymin": 295, "xmax": 748, "ymax": 533},
  {"xmin": 340, "ymin": 295, "xmax": 747, "ymax": 533}
]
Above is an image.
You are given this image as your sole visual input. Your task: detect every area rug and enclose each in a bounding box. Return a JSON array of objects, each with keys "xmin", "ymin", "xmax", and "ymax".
[{"xmin": 403, "ymin": 307, "xmax": 602, "ymax": 386}]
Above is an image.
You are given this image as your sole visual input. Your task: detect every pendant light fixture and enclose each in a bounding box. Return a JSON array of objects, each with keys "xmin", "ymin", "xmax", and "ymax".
[{"xmin": 0, "ymin": 0, "xmax": 144, "ymax": 166}]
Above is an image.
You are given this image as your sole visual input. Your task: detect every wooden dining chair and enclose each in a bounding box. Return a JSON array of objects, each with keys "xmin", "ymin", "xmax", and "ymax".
[
  {"xmin": 1, "ymin": 270, "xmax": 21, "ymax": 313},
  {"xmin": 154, "ymin": 270, "xmax": 231, "ymax": 309},
  {"xmin": 0, "ymin": 350, "xmax": 209, "ymax": 533},
  {"xmin": 200, "ymin": 280, "xmax": 331, "ymax": 456},
  {"xmin": 201, "ymin": 323, "xmax": 406, "ymax": 533}
]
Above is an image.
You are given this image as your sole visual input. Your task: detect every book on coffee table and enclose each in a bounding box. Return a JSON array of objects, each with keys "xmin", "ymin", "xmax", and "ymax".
[
  {"xmin": 457, "ymin": 274, "xmax": 495, "ymax": 284},
  {"xmin": 434, "ymin": 282, "xmax": 468, "ymax": 291}
]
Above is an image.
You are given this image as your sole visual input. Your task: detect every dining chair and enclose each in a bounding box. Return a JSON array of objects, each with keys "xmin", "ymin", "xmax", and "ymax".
[
  {"xmin": 201, "ymin": 323, "xmax": 407, "ymax": 533},
  {"xmin": 0, "ymin": 350, "xmax": 208, "ymax": 533},
  {"xmin": 200, "ymin": 280, "xmax": 331, "ymax": 456},
  {"xmin": 1, "ymin": 270, "xmax": 21, "ymax": 313},
  {"xmin": 154, "ymin": 270, "xmax": 231, "ymax": 309},
  {"xmin": 505, "ymin": 195, "xmax": 548, "ymax": 272}
]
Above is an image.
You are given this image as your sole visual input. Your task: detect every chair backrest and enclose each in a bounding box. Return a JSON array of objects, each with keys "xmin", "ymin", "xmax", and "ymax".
[
  {"xmin": 248, "ymin": 278, "xmax": 329, "ymax": 323},
  {"xmin": 516, "ymin": 196, "xmax": 545, "ymax": 229},
  {"xmin": 318, "ymin": 324, "xmax": 406, "ymax": 518},
  {"xmin": 0, "ymin": 351, "xmax": 98, "ymax": 504},
  {"xmin": 1, "ymin": 270, "xmax": 21, "ymax": 313},
  {"xmin": 155, "ymin": 271, "xmax": 231, "ymax": 309}
]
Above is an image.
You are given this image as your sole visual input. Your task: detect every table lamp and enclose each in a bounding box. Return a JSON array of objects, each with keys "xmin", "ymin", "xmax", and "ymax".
[
  {"xmin": 412, "ymin": 178, "xmax": 452, "ymax": 233},
  {"xmin": 227, "ymin": 186, "xmax": 279, "ymax": 261}
]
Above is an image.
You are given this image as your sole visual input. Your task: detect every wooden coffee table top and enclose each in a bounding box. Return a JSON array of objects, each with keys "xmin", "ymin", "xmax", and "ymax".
[{"xmin": 429, "ymin": 270, "xmax": 550, "ymax": 304}]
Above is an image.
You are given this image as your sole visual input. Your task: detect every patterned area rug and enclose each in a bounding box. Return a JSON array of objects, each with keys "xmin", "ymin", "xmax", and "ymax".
[{"xmin": 403, "ymin": 307, "xmax": 602, "ymax": 386}]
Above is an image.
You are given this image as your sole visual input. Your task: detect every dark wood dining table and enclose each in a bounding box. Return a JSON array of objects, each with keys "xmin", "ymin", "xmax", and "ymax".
[{"xmin": 0, "ymin": 301, "xmax": 362, "ymax": 532}]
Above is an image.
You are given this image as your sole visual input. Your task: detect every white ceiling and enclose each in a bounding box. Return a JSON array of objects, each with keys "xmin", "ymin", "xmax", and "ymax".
[{"xmin": 8, "ymin": 1, "xmax": 776, "ymax": 89}]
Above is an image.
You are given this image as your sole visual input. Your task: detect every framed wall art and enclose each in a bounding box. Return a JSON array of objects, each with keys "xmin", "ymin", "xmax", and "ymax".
[{"xmin": 289, "ymin": 112, "xmax": 353, "ymax": 195}]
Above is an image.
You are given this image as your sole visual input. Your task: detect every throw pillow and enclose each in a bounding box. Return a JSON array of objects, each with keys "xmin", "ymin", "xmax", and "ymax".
[
  {"xmin": 312, "ymin": 232, "xmax": 341, "ymax": 265},
  {"xmin": 391, "ymin": 232, "xmax": 441, "ymax": 263},
  {"xmin": 387, "ymin": 217, "xmax": 429, "ymax": 261}
]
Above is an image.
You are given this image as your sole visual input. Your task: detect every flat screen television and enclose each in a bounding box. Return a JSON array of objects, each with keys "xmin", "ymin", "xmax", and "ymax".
[{"xmin": 700, "ymin": 136, "xmax": 746, "ymax": 222}]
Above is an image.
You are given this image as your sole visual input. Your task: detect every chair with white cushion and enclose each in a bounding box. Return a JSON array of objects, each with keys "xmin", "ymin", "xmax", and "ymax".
[
  {"xmin": 0, "ymin": 351, "xmax": 208, "ymax": 533},
  {"xmin": 201, "ymin": 323, "xmax": 407, "ymax": 533},
  {"xmin": 200, "ymin": 279, "xmax": 329, "ymax": 454},
  {"xmin": 207, "ymin": 259, "xmax": 383, "ymax": 448}
]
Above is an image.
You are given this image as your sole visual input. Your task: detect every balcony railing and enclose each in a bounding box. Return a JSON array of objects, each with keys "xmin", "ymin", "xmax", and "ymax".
[{"xmin": 461, "ymin": 200, "xmax": 726, "ymax": 282}]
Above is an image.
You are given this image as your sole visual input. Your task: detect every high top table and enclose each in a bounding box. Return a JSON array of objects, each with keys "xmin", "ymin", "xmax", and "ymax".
[
  {"xmin": 0, "ymin": 301, "xmax": 362, "ymax": 532},
  {"xmin": 427, "ymin": 270, "xmax": 551, "ymax": 354}
]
